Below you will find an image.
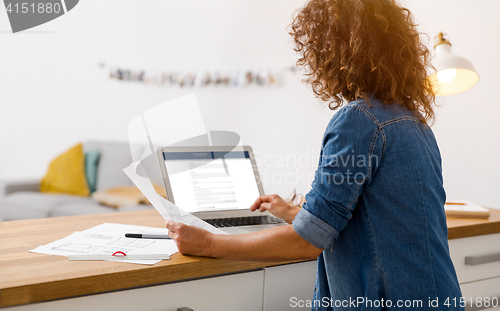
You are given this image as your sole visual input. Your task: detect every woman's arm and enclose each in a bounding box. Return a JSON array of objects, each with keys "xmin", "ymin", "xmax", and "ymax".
[{"xmin": 165, "ymin": 221, "xmax": 324, "ymax": 261}]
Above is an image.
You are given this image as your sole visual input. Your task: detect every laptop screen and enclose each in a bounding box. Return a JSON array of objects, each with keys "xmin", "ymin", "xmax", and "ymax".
[{"xmin": 161, "ymin": 150, "xmax": 261, "ymax": 213}]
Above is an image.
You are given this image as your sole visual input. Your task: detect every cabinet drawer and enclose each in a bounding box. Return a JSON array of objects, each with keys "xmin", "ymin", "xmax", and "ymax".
[
  {"xmin": 263, "ymin": 260, "xmax": 317, "ymax": 311},
  {"xmin": 460, "ymin": 277, "xmax": 500, "ymax": 311},
  {"xmin": 449, "ymin": 233, "xmax": 500, "ymax": 283},
  {"xmin": 5, "ymin": 270, "xmax": 264, "ymax": 311}
]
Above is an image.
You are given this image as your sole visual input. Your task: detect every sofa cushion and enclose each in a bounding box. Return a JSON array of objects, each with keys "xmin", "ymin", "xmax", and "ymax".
[
  {"xmin": 0, "ymin": 198, "xmax": 42, "ymax": 221},
  {"xmin": 84, "ymin": 141, "xmax": 144, "ymax": 191},
  {"xmin": 0, "ymin": 192, "xmax": 154, "ymax": 221},
  {"xmin": 51, "ymin": 201, "xmax": 152, "ymax": 217},
  {"xmin": 0, "ymin": 192, "xmax": 95, "ymax": 220},
  {"xmin": 49, "ymin": 201, "xmax": 117, "ymax": 217},
  {"xmin": 85, "ymin": 149, "xmax": 101, "ymax": 194},
  {"xmin": 40, "ymin": 143, "xmax": 90, "ymax": 197}
]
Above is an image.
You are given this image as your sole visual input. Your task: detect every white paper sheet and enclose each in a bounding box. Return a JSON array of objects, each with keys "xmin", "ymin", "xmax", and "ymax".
[
  {"xmin": 158, "ymin": 197, "xmax": 227, "ymax": 234},
  {"xmin": 123, "ymin": 162, "xmax": 171, "ymax": 220},
  {"xmin": 30, "ymin": 223, "xmax": 179, "ymax": 265},
  {"xmin": 123, "ymin": 162, "xmax": 228, "ymax": 235}
]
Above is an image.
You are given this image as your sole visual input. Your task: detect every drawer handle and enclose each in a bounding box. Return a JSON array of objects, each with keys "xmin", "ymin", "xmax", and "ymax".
[{"xmin": 465, "ymin": 252, "xmax": 500, "ymax": 265}]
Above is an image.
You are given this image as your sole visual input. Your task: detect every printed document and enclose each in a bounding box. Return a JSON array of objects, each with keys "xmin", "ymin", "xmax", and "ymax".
[{"xmin": 30, "ymin": 223, "xmax": 178, "ymax": 265}]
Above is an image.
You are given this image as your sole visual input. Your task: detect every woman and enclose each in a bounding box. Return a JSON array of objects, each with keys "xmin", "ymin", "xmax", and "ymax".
[{"xmin": 166, "ymin": 0, "xmax": 463, "ymax": 310}]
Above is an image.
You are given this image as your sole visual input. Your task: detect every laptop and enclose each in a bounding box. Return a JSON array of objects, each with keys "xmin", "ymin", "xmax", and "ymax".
[{"xmin": 156, "ymin": 145, "xmax": 286, "ymax": 234}]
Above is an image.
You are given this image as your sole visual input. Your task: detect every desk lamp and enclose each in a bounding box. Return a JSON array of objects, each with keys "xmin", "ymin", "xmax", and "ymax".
[{"xmin": 428, "ymin": 32, "xmax": 479, "ymax": 96}]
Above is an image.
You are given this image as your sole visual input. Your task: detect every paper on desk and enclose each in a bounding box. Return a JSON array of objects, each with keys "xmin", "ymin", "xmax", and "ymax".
[
  {"xmin": 30, "ymin": 223, "xmax": 179, "ymax": 265},
  {"xmin": 123, "ymin": 162, "xmax": 227, "ymax": 235}
]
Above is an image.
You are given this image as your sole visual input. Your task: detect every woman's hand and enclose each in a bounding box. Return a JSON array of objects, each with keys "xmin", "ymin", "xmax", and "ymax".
[
  {"xmin": 250, "ymin": 194, "xmax": 300, "ymax": 224},
  {"xmin": 166, "ymin": 220, "xmax": 214, "ymax": 257}
]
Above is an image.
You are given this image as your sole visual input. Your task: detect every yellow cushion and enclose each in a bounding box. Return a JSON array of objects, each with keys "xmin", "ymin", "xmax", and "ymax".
[{"xmin": 40, "ymin": 143, "xmax": 90, "ymax": 197}]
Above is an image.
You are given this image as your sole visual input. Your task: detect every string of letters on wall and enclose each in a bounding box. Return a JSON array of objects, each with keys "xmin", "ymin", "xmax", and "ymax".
[{"xmin": 100, "ymin": 63, "xmax": 295, "ymax": 88}]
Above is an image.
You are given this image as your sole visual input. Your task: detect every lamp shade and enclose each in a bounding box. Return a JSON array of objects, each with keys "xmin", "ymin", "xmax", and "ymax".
[{"xmin": 428, "ymin": 34, "xmax": 479, "ymax": 96}]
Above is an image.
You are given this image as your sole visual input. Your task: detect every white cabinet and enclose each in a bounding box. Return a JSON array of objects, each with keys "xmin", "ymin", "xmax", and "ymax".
[
  {"xmin": 449, "ymin": 233, "xmax": 500, "ymax": 283},
  {"xmin": 5, "ymin": 262, "xmax": 319, "ymax": 311},
  {"xmin": 449, "ymin": 233, "xmax": 500, "ymax": 311},
  {"xmin": 263, "ymin": 260, "xmax": 317, "ymax": 311},
  {"xmin": 6, "ymin": 270, "xmax": 265, "ymax": 311},
  {"xmin": 460, "ymin": 277, "xmax": 500, "ymax": 311}
]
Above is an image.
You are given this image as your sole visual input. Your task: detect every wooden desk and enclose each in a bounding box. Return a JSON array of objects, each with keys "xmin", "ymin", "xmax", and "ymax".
[
  {"xmin": 447, "ymin": 208, "xmax": 500, "ymax": 239},
  {"xmin": 1, "ymin": 208, "xmax": 500, "ymax": 309},
  {"xmin": 0, "ymin": 209, "xmax": 308, "ymax": 309}
]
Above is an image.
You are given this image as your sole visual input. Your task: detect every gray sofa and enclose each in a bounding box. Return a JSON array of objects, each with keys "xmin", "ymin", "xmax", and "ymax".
[{"xmin": 0, "ymin": 141, "xmax": 153, "ymax": 222}]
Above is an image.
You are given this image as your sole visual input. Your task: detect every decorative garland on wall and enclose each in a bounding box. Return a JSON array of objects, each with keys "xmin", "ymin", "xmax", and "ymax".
[{"xmin": 100, "ymin": 63, "xmax": 295, "ymax": 88}]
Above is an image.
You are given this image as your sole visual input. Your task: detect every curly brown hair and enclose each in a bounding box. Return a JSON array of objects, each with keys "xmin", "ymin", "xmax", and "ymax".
[{"xmin": 289, "ymin": 0, "xmax": 436, "ymax": 122}]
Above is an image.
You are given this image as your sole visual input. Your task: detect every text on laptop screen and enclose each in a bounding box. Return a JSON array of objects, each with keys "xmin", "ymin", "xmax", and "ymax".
[{"xmin": 162, "ymin": 151, "xmax": 261, "ymax": 213}]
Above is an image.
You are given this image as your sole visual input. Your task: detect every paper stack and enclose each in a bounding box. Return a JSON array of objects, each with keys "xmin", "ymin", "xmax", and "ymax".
[{"xmin": 445, "ymin": 200, "xmax": 490, "ymax": 219}]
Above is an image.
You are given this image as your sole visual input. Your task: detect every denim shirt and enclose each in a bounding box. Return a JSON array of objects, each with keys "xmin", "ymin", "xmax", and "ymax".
[{"xmin": 292, "ymin": 99, "xmax": 462, "ymax": 311}]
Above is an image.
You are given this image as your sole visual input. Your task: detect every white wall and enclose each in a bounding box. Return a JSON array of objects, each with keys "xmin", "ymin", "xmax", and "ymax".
[
  {"xmin": 0, "ymin": 0, "xmax": 498, "ymax": 208},
  {"xmin": 404, "ymin": 0, "xmax": 500, "ymax": 209}
]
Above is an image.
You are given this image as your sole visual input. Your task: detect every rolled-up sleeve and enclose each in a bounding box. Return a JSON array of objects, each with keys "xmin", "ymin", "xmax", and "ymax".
[
  {"xmin": 293, "ymin": 104, "xmax": 384, "ymax": 249},
  {"xmin": 292, "ymin": 206, "xmax": 339, "ymax": 249}
]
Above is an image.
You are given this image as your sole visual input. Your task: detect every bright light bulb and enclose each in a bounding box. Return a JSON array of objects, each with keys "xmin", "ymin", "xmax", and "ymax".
[{"xmin": 437, "ymin": 68, "xmax": 457, "ymax": 83}]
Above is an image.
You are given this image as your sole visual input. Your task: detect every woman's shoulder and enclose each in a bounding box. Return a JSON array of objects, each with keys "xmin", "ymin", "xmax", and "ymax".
[
  {"xmin": 323, "ymin": 102, "xmax": 380, "ymax": 139},
  {"xmin": 344, "ymin": 98, "xmax": 421, "ymax": 127},
  {"xmin": 326, "ymin": 99, "xmax": 382, "ymax": 129}
]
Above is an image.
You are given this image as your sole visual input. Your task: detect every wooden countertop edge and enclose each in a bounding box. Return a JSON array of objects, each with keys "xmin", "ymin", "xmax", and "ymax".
[
  {"xmin": 447, "ymin": 208, "xmax": 500, "ymax": 239},
  {"xmin": 448, "ymin": 221, "xmax": 500, "ymax": 239},
  {"xmin": 0, "ymin": 255, "xmax": 303, "ymax": 308}
]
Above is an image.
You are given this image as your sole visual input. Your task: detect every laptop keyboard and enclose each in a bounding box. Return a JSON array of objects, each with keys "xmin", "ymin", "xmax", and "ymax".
[{"xmin": 204, "ymin": 215, "xmax": 285, "ymax": 228}]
